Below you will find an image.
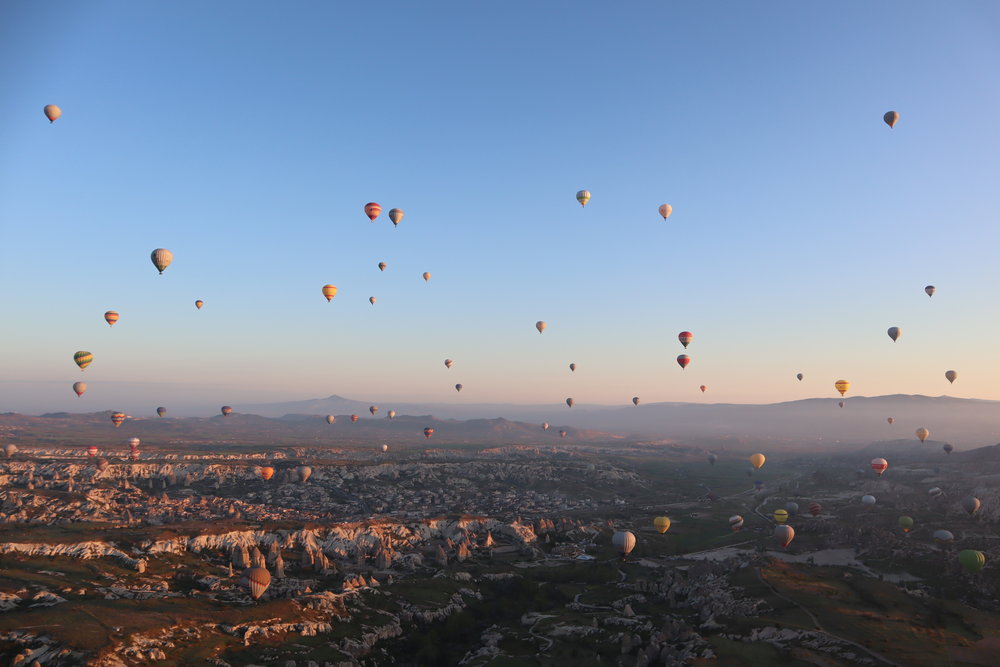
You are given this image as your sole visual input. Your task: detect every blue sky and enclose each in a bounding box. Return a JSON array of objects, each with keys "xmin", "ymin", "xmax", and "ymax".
[{"xmin": 3, "ymin": 1, "xmax": 1000, "ymax": 415}]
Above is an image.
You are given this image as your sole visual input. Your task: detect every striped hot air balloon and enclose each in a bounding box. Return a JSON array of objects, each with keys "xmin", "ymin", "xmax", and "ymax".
[
  {"xmin": 322, "ymin": 285, "xmax": 337, "ymax": 302},
  {"xmin": 871, "ymin": 458, "xmax": 888, "ymax": 476},
  {"xmin": 808, "ymin": 502, "xmax": 822, "ymax": 516},
  {"xmin": 104, "ymin": 311, "xmax": 119, "ymax": 326},
  {"xmin": 364, "ymin": 202, "xmax": 382, "ymax": 221},
  {"xmin": 110, "ymin": 412, "xmax": 126, "ymax": 428},
  {"xmin": 729, "ymin": 515, "xmax": 744, "ymax": 531},
  {"xmin": 74, "ymin": 351, "xmax": 93, "ymax": 370},
  {"xmin": 678, "ymin": 331, "xmax": 693, "ymax": 348},
  {"xmin": 423, "ymin": 427, "xmax": 434, "ymax": 439},
  {"xmin": 773, "ymin": 509, "xmax": 789, "ymax": 524},
  {"xmin": 835, "ymin": 380, "xmax": 850, "ymax": 396},
  {"xmin": 350, "ymin": 414, "xmax": 359, "ymax": 423},
  {"xmin": 240, "ymin": 567, "xmax": 272, "ymax": 600},
  {"xmin": 388, "ymin": 208, "xmax": 404, "ymax": 226},
  {"xmin": 150, "ymin": 248, "xmax": 173, "ymax": 274},
  {"xmin": 576, "ymin": 190, "xmax": 591, "ymax": 207},
  {"xmin": 676, "ymin": 354, "xmax": 690, "ymax": 369}
]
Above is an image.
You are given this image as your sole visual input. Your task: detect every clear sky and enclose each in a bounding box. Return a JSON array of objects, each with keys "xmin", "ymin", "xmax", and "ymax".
[{"xmin": 3, "ymin": 1, "xmax": 1000, "ymax": 415}]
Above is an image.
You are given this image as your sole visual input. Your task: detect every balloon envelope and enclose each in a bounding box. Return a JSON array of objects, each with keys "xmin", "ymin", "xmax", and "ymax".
[
  {"xmin": 774, "ymin": 525, "xmax": 795, "ymax": 548},
  {"xmin": 808, "ymin": 502, "xmax": 822, "ymax": 516},
  {"xmin": 240, "ymin": 567, "xmax": 272, "ymax": 600},
  {"xmin": 943, "ymin": 443, "xmax": 954, "ymax": 454},
  {"xmin": 535, "ymin": 321, "xmax": 546, "ymax": 334},
  {"xmin": 569, "ymin": 363, "xmax": 576, "ymax": 372},
  {"xmin": 576, "ymin": 190, "xmax": 591, "ymax": 207},
  {"xmin": 326, "ymin": 415, "xmax": 335, "ymax": 424},
  {"xmin": 916, "ymin": 427, "xmax": 929, "ymax": 442},
  {"xmin": 296, "ymin": 466, "xmax": 312, "ymax": 483},
  {"xmin": 423, "ymin": 427, "xmax": 434, "ymax": 439},
  {"xmin": 708, "ymin": 453, "xmax": 717, "ymax": 465},
  {"xmin": 150, "ymin": 249, "xmax": 173, "ymax": 274},
  {"xmin": 887, "ymin": 326, "xmax": 901, "ymax": 342},
  {"xmin": 43, "ymin": 104, "xmax": 61, "ymax": 122},
  {"xmin": 542, "ymin": 422, "xmax": 549, "ymax": 430},
  {"xmin": 835, "ymin": 380, "xmax": 850, "ymax": 396},
  {"xmin": 322, "ymin": 285, "xmax": 337, "ymax": 301},
  {"xmin": 961, "ymin": 496, "xmax": 981, "ymax": 515},
  {"xmin": 700, "ymin": 385, "xmax": 707, "ymax": 393},
  {"xmin": 945, "ymin": 370, "xmax": 958, "ymax": 384},
  {"xmin": 676, "ymin": 354, "xmax": 690, "ymax": 369},
  {"xmin": 959, "ymin": 550, "xmax": 986, "ymax": 573},
  {"xmin": 156, "ymin": 407, "xmax": 167, "ymax": 417},
  {"xmin": 104, "ymin": 311, "xmax": 119, "ymax": 326},
  {"xmin": 378, "ymin": 262, "xmax": 386, "ymax": 271},
  {"xmin": 221, "ymin": 406, "xmax": 233, "ymax": 416},
  {"xmin": 73, "ymin": 382, "xmax": 87, "ymax": 397},
  {"xmin": 260, "ymin": 466, "xmax": 275, "ymax": 481},
  {"xmin": 632, "ymin": 397, "xmax": 640, "ymax": 406},
  {"xmin": 445, "ymin": 359, "xmax": 454, "ymax": 369},
  {"xmin": 111, "ymin": 412, "xmax": 126, "ymax": 428},
  {"xmin": 871, "ymin": 458, "xmax": 888, "ymax": 476},
  {"xmin": 658, "ymin": 204, "xmax": 672, "ymax": 220},
  {"xmin": 678, "ymin": 331, "xmax": 693, "ymax": 348},
  {"xmin": 898, "ymin": 516, "xmax": 914, "ymax": 533},
  {"xmin": 750, "ymin": 453, "xmax": 765, "ymax": 469},
  {"xmin": 388, "ymin": 208, "xmax": 404, "ymax": 226},
  {"xmin": 422, "ymin": 272, "xmax": 431, "ymax": 282},
  {"xmin": 729, "ymin": 515, "xmax": 744, "ymax": 531},
  {"xmin": 925, "ymin": 285, "xmax": 936, "ymax": 297},
  {"xmin": 370, "ymin": 406, "xmax": 378, "ymax": 415},
  {"xmin": 455, "ymin": 384, "xmax": 463, "ymax": 392},
  {"xmin": 862, "ymin": 495, "xmax": 876, "ymax": 506},
  {"xmin": 773, "ymin": 509, "xmax": 789, "ymax": 524},
  {"xmin": 653, "ymin": 517, "xmax": 671, "ymax": 534},
  {"xmin": 364, "ymin": 202, "xmax": 381, "ymax": 221},
  {"xmin": 74, "ymin": 351, "xmax": 93, "ymax": 371},
  {"xmin": 887, "ymin": 417, "xmax": 895, "ymax": 424},
  {"xmin": 612, "ymin": 530, "xmax": 636, "ymax": 556},
  {"xmin": 350, "ymin": 414, "xmax": 359, "ymax": 423},
  {"xmin": 369, "ymin": 296, "xmax": 376, "ymax": 305},
  {"xmin": 195, "ymin": 300, "xmax": 204, "ymax": 309},
  {"xmin": 933, "ymin": 529, "xmax": 954, "ymax": 542},
  {"xmin": 566, "ymin": 398, "xmax": 574, "ymax": 407},
  {"xmin": 884, "ymin": 110, "xmax": 899, "ymax": 128}
]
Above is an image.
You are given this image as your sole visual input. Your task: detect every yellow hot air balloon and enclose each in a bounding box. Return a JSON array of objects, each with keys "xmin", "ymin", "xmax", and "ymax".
[
  {"xmin": 773, "ymin": 509, "xmax": 788, "ymax": 524},
  {"xmin": 834, "ymin": 380, "xmax": 850, "ymax": 396},
  {"xmin": 658, "ymin": 204, "xmax": 672, "ymax": 220},
  {"xmin": 576, "ymin": 190, "xmax": 591, "ymax": 207},
  {"xmin": 74, "ymin": 351, "xmax": 93, "ymax": 371},
  {"xmin": 653, "ymin": 516, "xmax": 671, "ymax": 534},
  {"xmin": 195, "ymin": 300, "xmax": 204, "ymax": 309},
  {"xmin": 750, "ymin": 453, "xmax": 765, "ymax": 470},
  {"xmin": 422, "ymin": 272, "xmax": 431, "ymax": 282},
  {"xmin": 322, "ymin": 285, "xmax": 337, "ymax": 302},
  {"xmin": 43, "ymin": 104, "xmax": 62, "ymax": 123},
  {"xmin": 916, "ymin": 427, "xmax": 929, "ymax": 442},
  {"xmin": 388, "ymin": 208, "xmax": 404, "ymax": 226},
  {"xmin": 150, "ymin": 248, "xmax": 173, "ymax": 275},
  {"xmin": 260, "ymin": 466, "xmax": 275, "ymax": 481},
  {"xmin": 104, "ymin": 311, "xmax": 119, "ymax": 326}
]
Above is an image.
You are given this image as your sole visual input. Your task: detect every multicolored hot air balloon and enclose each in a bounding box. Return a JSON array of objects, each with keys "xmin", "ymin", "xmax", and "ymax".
[
  {"xmin": 388, "ymin": 208, "xmax": 404, "ymax": 226},
  {"xmin": 883, "ymin": 110, "xmax": 899, "ymax": 128},
  {"xmin": 157, "ymin": 407, "xmax": 166, "ymax": 417},
  {"xmin": 378, "ymin": 262, "xmax": 386, "ymax": 272},
  {"xmin": 87, "ymin": 446, "xmax": 98, "ymax": 457},
  {"xmin": 350, "ymin": 414, "xmax": 359, "ymax": 423},
  {"xmin": 925, "ymin": 285, "xmax": 936, "ymax": 297},
  {"xmin": 808, "ymin": 502, "xmax": 822, "ymax": 516},
  {"xmin": 773, "ymin": 509, "xmax": 789, "ymax": 524},
  {"xmin": 569, "ymin": 363, "xmax": 576, "ymax": 372},
  {"xmin": 128, "ymin": 437, "xmax": 140, "ymax": 450},
  {"xmin": 74, "ymin": 351, "xmax": 93, "ymax": 371},
  {"xmin": 887, "ymin": 326, "xmax": 901, "ymax": 342},
  {"xmin": 104, "ymin": 311, "xmax": 119, "ymax": 327},
  {"xmin": 750, "ymin": 453, "xmax": 765, "ymax": 470},
  {"xmin": 700, "ymin": 385, "xmax": 707, "ymax": 393},
  {"xmin": 959, "ymin": 550, "xmax": 986, "ymax": 573},
  {"xmin": 678, "ymin": 331, "xmax": 693, "ymax": 348},
  {"xmin": 632, "ymin": 397, "xmax": 640, "ymax": 406},
  {"xmin": 43, "ymin": 104, "xmax": 61, "ymax": 123},
  {"xmin": 566, "ymin": 398, "xmax": 574, "ymax": 408},
  {"xmin": 221, "ymin": 406, "xmax": 233, "ymax": 417},
  {"xmin": 260, "ymin": 466, "xmax": 275, "ymax": 481},
  {"xmin": 73, "ymin": 382, "xmax": 87, "ymax": 397},
  {"xmin": 961, "ymin": 496, "xmax": 981, "ymax": 515},
  {"xmin": 871, "ymin": 458, "xmax": 888, "ymax": 476},
  {"xmin": 536, "ymin": 321, "xmax": 546, "ymax": 334},
  {"xmin": 612, "ymin": 530, "xmax": 635, "ymax": 558},
  {"xmin": 326, "ymin": 415, "xmax": 335, "ymax": 424},
  {"xmin": 364, "ymin": 202, "xmax": 382, "ymax": 222},
  {"xmin": 422, "ymin": 272, "xmax": 431, "ymax": 282},
  {"xmin": 150, "ymin": 249, "xmax": 173, "ymax": 275},
  {"xmin": 111, "ymin": 412, "xmax": 126, "ymax": 428},
  {"xmin": 916, "ymin": 427, "xmax": 929, "ymax": 443},
  {"xmin": 943, "ymin": 443, "xmax": 954, "ymax": 454},
  {"xmin": 658, "ymin": 204, "xmax": 672, "ymax": 220},
  {"xmin": 240, "ymin": 567, "xmax": 272, "ymax": 600},
  {"xmin": 945, "ymin": 370, "xmax": 958, "ymax": 384},
  {"xmin": 729, "ymin": 515, "xmax": 744, "ymax": 531},
  {"xmin": 576, "ymin": 190, "xmax": 591, "ymax": 207},
  {"xmin": 835, "ymin": 380, "xmax": 850, "ymax": 396},
  {"xmin": 455, "ymin": 384, "xmax": 463, "ymax": 392},
  {"xmin": 322, "ymin": 285, "xmax": 337, "ymax": 302},
  {"xmin": 370, "ymin": 406, "xmax": 378, "ymax": 416},
  {"xmin": 898, "ymin": 516, "xmax": 913, "ymax": 533},
  {"xmin": 677, "ymin": 354, "xmax": 690, "ymax": 369},
  {"xmin": 796, "ymin": 373, "xmax": 803, "ymax": 381},
  {"xmin": 653, "ymin": 516, "xmax": 671, "ymax": 534},
  {"xmin": 774, "ymin": 525, "xmax": 795, "ymax": 549},
  {"xmin": 423, "ymin": 427, "xmax": 434, "ymax": 439},
  {"xmin": 195, "ymin": 300, "xmax": 204, "ymax": 309},
  {"xmin": 445, "ymin": 359, "xmax": 454, "ymax": 369}
]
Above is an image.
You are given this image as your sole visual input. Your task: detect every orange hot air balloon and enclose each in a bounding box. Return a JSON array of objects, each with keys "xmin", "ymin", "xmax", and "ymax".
[
  {"xmin": 260, "ymin": 466, "xmax": 275, "ymax": 481},
  {"xmin": 835, "ymin": 380, "xmax": 850, "ymax": 396},
  {"xmin": 104, "ymin": 311, "xmax": 119, "ymax": 326},
  {"xmin": 322, "ymin": 285, "xmax": 337, "ymax": 302},
  {"xmin": 72, "ymin": 382, "xmax": 87, "ymax": 397},
  {"xmin": 221, "ymin": 406, "xmax": 233, "ymax": 417},
  {"xmin": 700, "ymin": 385, "xmax": 707, "ymax": 393},
  {"xmin": 326, "ymin": 415, "xmax": 335, "ymax": 424},
  {"xmin": 750, "ymin": 453, "xmax": 765, "ymax": 469},
  {"xmin": 423, "ymin": 427, "xmax": 434, "ymax": 439},
  {"xmin": 195, "ymin": 300, "xmax": 204, "ymax": 309},
  {"xmin": 111, "ymin": 412, "xmax": 126, "ymax": 428},
  {"xmin": 43, "ymin": 104, "xmax": 62, "ymax": 123},
  {"xmin": 678, "ymin": 331, "xmax": 693, "ymax": 348},
  {"xmin": 422, "ymin": 272, "xmax": 431, "ymax": 282},
  {"xmin": 676, "ymin": 354, "xmax": 690, "ymax": 369},
  {"xmin": 350, "ymin": 414, "xmax": 359, "ymax": 423},
  {"xmin": 364, "ymin": 202, "xmax": 382, "ymax": 222}
]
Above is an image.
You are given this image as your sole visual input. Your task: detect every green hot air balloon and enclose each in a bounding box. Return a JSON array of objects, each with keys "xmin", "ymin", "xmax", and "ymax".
[
  {"xmin": 959, "ymin": 550, "xmax": 986, "ymax": 573},
  {"xmin": 74, "ymin": 351, "xmax": 93, "ymax": 370},
  {"xmin": 898, "ymin": 516, "xmax": 914, "ymax": 533}
]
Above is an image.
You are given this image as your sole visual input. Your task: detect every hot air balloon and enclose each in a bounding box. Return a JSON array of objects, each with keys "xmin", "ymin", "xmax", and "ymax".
[
  {"xmin": 43, "ymin": 104, "xmax": 61, "ymax": 123},
  {"xmin": 322, "ymin": 285, "xmax": 337, "ymax": 302},
  {"xmin": 871, "ymin": 458, "xmax": 888, "ymax": 476},
  {"xmin": 128, "ymin": 438, "xmax": 140, "ymax": 449},
  {"xmin": 97, "ymin": 458, "xmax": 109, "ymax": 471},
  {"xmin": 423, "ymin": 427, "xmax": 434, "ymax": 439},
  {"xmin": 862, "ymin": 495, "xmax": 876, "ymax": 506},
  {"xmin": 925, "ymin": 285, "xmax": 936, "ymax": 297},
  {"xmin": 87, "ymin": 446, "xmax": 98, "ymax": 457},
  {"xmin": 839, "ymin": 401, "xmax": 845, "ymax": 409},
  {"xmin": 150, "ymin": 249, "xmax": 173, "ymax": 275},
  {"xmin": 835, "ymin": 380, "xmax": 850, "ymax": 396},
  {"xmin": 612, "ymin": 530, "xmax": 635, "ymax": 558},
  {"xmin": 653, "ymin": 517, "xmax": 671, "ymax": 534},
  {"xmin": 576, "ymin": 190, "xmax": 591, "ymax": 207},
  {"xmin": 700, "ymin": 385, "xmax": 707, "ymax": 393},
  {"xmin": 350, "ymin": 414, "xmax": 359, "ymax": 423},
  {"xmin": 773, "ymin": 509, "xmax": 789, "ymax": 524},
  {"xmin": 364, "ymin": 202, "xmax": 382, "ymax": 222},
  {"xmin": 933, "ymin": 529, "xmax": 954, "ymax": 542},
  {"xmin": 326, "ymin": 415, "xmax": 335, "ymax": 424},
  {"xmin": 945, "ymin": 370, "xmax": 958, "ymax": 384},
  {"xmin": 378, "ymin": 262, "xmax": 386, "ymax": 271},
  {"xmin": 632, "ymin": 397, "xmax": 640, "ymax": 406},
  {"xmin": 535, "ymin": 321, "xmax": 546, "ymax": 334},
  {"xmin": 658, "ymin": 204, "xmax": 672, "ymax": 220},
  {"xmin": 678, "ymin": 331, "xmax": 693, "ymax": 348},
  {"xmin": 928, "ymin": 487, "xmax": 943, "ymax": 498},
  {"xmin": 370, "ymin": 406, "xmax": 378, "ymax": 416},
  {"xmin": 128, "ymin": 450, "xmax": 139, "ymax": 461},
  {"xmin": 260, "ymin": 466, "xmax": 275, "ymax": 481},
  {"xmin": 796, "ymin": 373, "xmax": 804, "ymax": 381},
  {"xmin": 455, "ymin": 384, "xmax": 463, "ymax": 392},
  {"xmin": 887, "ymin": 326, "xmax": 901, "ymax": 342},
  {"xmin": 569, "ymin": 363, "xmax": 576, "ymax": 372},
  {"xmin": 240, "ymin": 566, "xmax": 272, "ymax": 600},
  {"xmin": 566, "ymin": 398, "xmax": 574, "ymax": 408},
  {"xmin": 445, "ymin": 359, "xmax": 454, "ymax": 369},
  {"xmin": 104, "ymin": 311, "xmax": 119, "ymax": 327},
  {"xmin": 422, "ymin": 272, "xmax": 431, "ymax": 282},
  {"xmin": 887, "ymin": 417, "xmax": 895, "ymax": 424},
  {"xmin": 729, "ymin": 515, "xmax": 744, "ymax": 531},
  {"xmin": 916, "ymin": 427, "xmax": 929, "ymax": 443},
  {"xmin": 959, "ymin": 550, "xmax": 986, "ymax": 573},
  {"xmin": 157, "ymin": 407, "xmax": 167, "ymax": 417},
  {"xmin": 786, "ymin": 502, "xmax": 799, "ymax": 516},
  {"xmin": 750, "ymin": 453, "xmax": 765, "ymax": 470},
  {"xmin": 808, "ymin": 502, "xmax": 822, "ymax": 516},
  {"xmin": 559, "ymin": 429, "xmax": 567, "ymax": 438},
  {"xmin": 898, "ymin": 516, "xmax": 913, "ymax": 533},
  {"xmin": 677, "ymin": 354, "xmax": 690, "ymax": 369},
  {"xmin": 943, "ymin": 443, "xmax": 954, "ymax": 454},
  {"xmin": 708, "ymin": 453, "xmax": 718, "ymax": 465},
  {"xmin": 388, "ymin": 410, "xmax": 396, "ymax": 419},
  {"xmin": 111, "ymin": 412, "xmax": 126, "ymax": 428},
  {"xmin": 369, "ymin": 296, "xmax": 376, "ymax": 305},
  {"xmin": 195, "ymin": 300, "xmax": 204, "ymax": 309},
  {"xmin": 961, "ymin": 496, "xmax": 981, "ymax": 515},
  {"xmin": 296, "ymin": 466, "xmax": 312, "ymax": 483},
  {"xmin": 388, "ymin": 208, "xmax": 404, "ymax": 226},
  {"xmin": 73, "ymin": 382, "xmax": 87, "ymax": 397},
  {"xmin": 774, "ymin": 525, "xmax": 795, "ymax": 549},
  {"xmin": 3, "ymin": 444, "xmax": 16, "ymax": 458},
  {"xmin": 74, "ymin": 351, "xmax": 93, "ymax": 371},
  {"xmin": 883, "ymin": 110, "xmax": 899, "ymax": 128}
]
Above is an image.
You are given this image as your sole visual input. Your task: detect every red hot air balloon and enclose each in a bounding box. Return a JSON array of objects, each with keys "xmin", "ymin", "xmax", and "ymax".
[
  {"xmin": 700, "ymin": 385, "xmax": 707, "ymax": 393},
  {"xmin": 423, "ymin": 427, "xmax": 434, "ymax": 439},
  {"xmin": 87, "ymin": 446, "xmax": 98, "ymax": 457},
  {"xmin": 364, "ymin": 202, "xmax": 382, "ymax": 222},
  {"xmin": 678, "ymin": 331, "xmax": 693, "ymax": 348},
  {"xmin": 676, "ymin": 354, "xmax": 690, "ymax": 369},
  {"xmin": 111, "ymin": 412, "xmax": 126, "ymax": 428},
  {"xmin": 808, "ymin": 502, "xmax": 822, "ymax": 516},
  {"xmin": 870, "ymin": 458, "xmax": 888, "ymax": 476},
  {"xmin": 350, "ymin": 414, "xmax": 359, "ymax": 423}
]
